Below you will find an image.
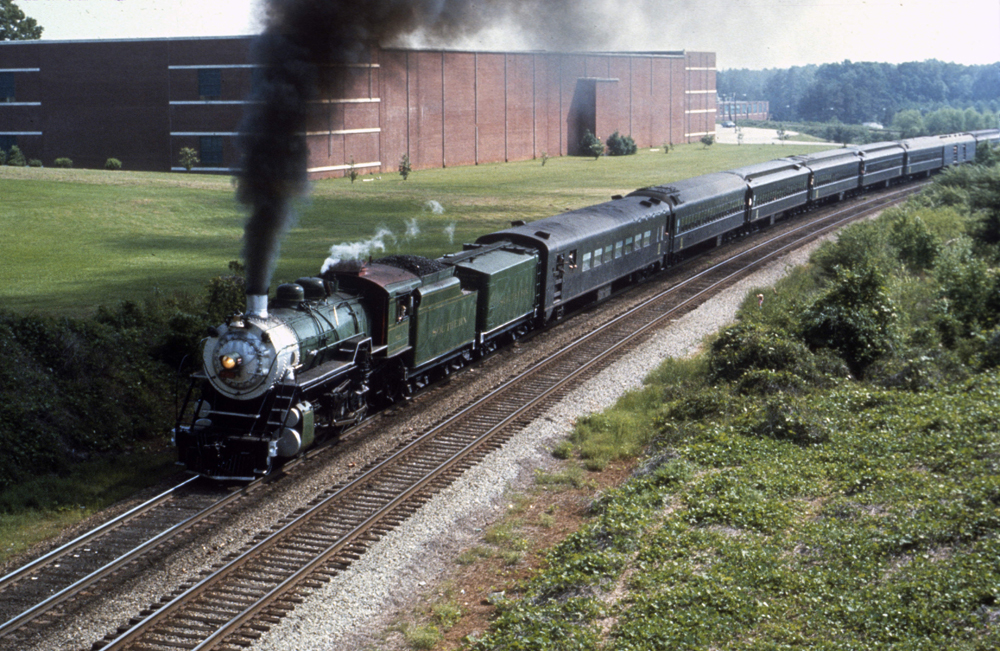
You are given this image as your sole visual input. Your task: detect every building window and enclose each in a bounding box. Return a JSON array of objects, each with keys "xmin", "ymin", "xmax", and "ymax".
[
  {"xmin": 199, "ymin": 136, "xmax": 224, "ymax": 166},
  {"xmin": 198, "ymin": 69, "xmax": 221, "ymax": 99},
  {"xmin": 0, "ymin": 73, "xmax": 14, "ymax": 102}
]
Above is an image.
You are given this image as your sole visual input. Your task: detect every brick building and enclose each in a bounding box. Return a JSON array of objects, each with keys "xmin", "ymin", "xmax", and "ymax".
[{"xmin": 0, "ymin": 36, "xmax": 716, "ymax": 177}]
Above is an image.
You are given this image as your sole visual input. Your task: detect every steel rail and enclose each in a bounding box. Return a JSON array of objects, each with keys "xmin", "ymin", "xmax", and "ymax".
[
  {"xmin": 0, "ymin": 476, "xmax": 199, "ymax": 594},
  {"xmin": 0, "ymin": 478, "xmax": 249, "ymax": 638}
]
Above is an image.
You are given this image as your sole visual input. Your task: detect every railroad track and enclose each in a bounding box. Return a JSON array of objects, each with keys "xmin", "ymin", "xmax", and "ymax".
[
  {"xmin": 75, "ymin": 183, "xmax": 921, "ymax": 651},
  {"xmin": 0, "ymin": 477, "xmax": 244, "ymax": 646}
]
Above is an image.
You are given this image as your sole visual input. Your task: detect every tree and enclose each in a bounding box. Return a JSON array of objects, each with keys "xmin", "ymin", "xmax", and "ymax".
[
  {"xmin": 1, "ymin": 0, "xmax": 43, "ymax": 40},
  {"xmin": 892, "ymin": 110, "xmax": 925, "ymax": 138},
  {"xmin": 178, "ymin": 147, "xmax": 199, "ymax": 172}
]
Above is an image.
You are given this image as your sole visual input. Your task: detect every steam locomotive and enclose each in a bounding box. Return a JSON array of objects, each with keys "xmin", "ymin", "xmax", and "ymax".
[{"xmin": 174, "ymin": 128, "xmax": 1000, "ymax": 480}]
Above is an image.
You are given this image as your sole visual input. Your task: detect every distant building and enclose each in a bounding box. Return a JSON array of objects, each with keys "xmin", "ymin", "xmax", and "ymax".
[
  {"xmin": 0, "ymin": 36, "xmax": 717, "ymax": 177},
  {"xmin": 717, "ymin": 97, "xmax": 769, "ymax": 123}
]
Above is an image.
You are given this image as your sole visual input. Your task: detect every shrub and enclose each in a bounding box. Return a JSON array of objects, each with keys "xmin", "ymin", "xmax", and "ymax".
[
  {"xmin": 54, "ymin": 157, "xmax": 73, "ymax": 168},
  {"xmin": 203, "ymin": 261, "xmax": 247, "ymax": 325},
  {"xmin": 736, "ymin": 369, "xmax": 808, "ymax": 396},
  {"xmin": 968, "ymin": 167, "xmax": 1000, "ymax": 246},
  {"xmin": 933, "ymin": 237, "xmax": 1000, "ymax": 340},
  {"xmin": 28, "ymin": 159, "xmax": 42, "ymax": 167},
  {"xmin": 178, "ymin": 147, "xmax": 199, "ymax": 172},
  {"xmin": 0, "ymin": 149, "xmax": 5, "ymax": 165},
  {"xmin": 581, "ymin": 129, "xmax": 604, "ymax": 158},
  {"xmin": 887, "ymin": 210, "xmax": 940, "ymax": 271},
  {"xmin": 800, "ymin": 264, "xmax": 899, "ymax": 378},
  {"xmin": 6, "ymin": 145, "xmax": 26, "ymax": 166},
  {"xmin": 606, "ymin": 131, "xmax": 637, "ymax": 156},
  {"xmin": 700, "ymin": 134, "xmax": 715, "ymax": 148},
  {"xmin": 975, "ymin": 143, "xmax": 999, "ymax": 167},
  {"xmin": 0, "ymin": 311, "xmax": 176, "ymax": 491},
  {"xmin": 751, "ymin": 399, "xmax": 830, "ymax": 445},
  {"xmin": 347, "ymin": 157, "xmax": 358, "ymax": 183},
  {"xmin": 812, "ymin": 218, "xmax": 892, "ymax": 276},
  {"xmin": 398, "ymin": 153, "xmax": 411, "ymax": 180},
  {"xmin": 104, "ymin": 157, "xmax": 122, "ymax": 170},
  {"xmin": 708, "ymin": 321, "xmax": 817, "ymax": 384},
  {"xmin": 867, "ymin": 348, "xmax": 968, "ymax": 391}
]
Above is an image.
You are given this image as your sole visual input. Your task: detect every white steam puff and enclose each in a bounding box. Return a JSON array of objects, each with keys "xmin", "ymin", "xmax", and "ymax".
[
  {"xmin": 404, "ymin": 217, "xmax": 421, "ymax": 239},
  {"xmin": 424, "ymin": 200, "xmax": 445, "ymax": 215},
  {"xmin": 320, "ymin": 227, "xmax": 396, "ymax": 272},
  {"xmin": 444, "ymin": 222, "xmax": 457, "ymax": 244}
]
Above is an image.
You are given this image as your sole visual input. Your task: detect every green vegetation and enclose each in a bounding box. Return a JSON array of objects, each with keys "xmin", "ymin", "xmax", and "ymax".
[
  {"xmin": 178, "ymin": 147, "xmax": 199, "ymax": 172},
  {"xmin": 719, "ymin": 60, "xmax": 1000, "ymax": 125},
  {"xmin": 581, "ymin": 130, "xmax": 605, "ymax": 159},
  {"xmin": 0, "ymin": 143, "xmax": 820, "ymax": 316},
  {"xmin": 0, "ymin": 0, "xmax": 43, "ymax": 41},
  {"xmin": 0, "ymin": 142, "xmax": 822, "ymax": 562},
  {"xmin": 472, "ymin": 164, "xmax": 1000, "ymax": 649},
  {"xmin": 605, "ymin": 132, "xmax": 637, "ymax": 156}
]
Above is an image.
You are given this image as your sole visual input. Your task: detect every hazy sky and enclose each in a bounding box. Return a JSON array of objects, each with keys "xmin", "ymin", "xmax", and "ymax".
[{"xmin": 16, "ymin": 0, "xmax": 1000, "ymax": 70}]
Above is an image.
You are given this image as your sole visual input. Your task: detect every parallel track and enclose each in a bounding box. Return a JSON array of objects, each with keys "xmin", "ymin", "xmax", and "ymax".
[
  {"xmin": 85, "ymin": 183, "xmax": 922, "ymax": 651},
  {"xmin": 0, "ymin": 477, "xmax": 243, "ymax": 645}
]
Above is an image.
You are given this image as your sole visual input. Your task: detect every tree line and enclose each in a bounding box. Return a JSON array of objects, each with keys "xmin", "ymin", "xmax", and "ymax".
[{"xmin": 719, "ymin": 60, "xmax": 1000, "ymax": 127}]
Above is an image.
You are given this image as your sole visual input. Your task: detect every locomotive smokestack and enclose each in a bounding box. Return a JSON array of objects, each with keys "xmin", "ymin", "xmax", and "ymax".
[{"xmin": 246, "ymin": 294, "xmax": 269, "ymax": 320}]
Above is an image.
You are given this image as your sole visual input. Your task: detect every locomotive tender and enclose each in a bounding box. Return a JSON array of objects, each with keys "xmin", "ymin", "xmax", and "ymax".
[{"xmin": 175, "ymin": 129, "xmax": 1000, "ymax": 480}]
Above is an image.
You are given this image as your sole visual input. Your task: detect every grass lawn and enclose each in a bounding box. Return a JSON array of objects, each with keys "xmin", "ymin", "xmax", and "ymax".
[{"xmin": 1, "ymin": 143, "xmax": 821, "ymax": 316}]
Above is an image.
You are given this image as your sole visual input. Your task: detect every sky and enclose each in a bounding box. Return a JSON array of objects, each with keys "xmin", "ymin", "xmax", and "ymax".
[{"xmin": 14, "ymin": 0, "xmax": 1000, "ymax": 70}]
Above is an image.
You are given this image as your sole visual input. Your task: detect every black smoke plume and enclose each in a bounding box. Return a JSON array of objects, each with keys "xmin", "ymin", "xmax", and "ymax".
[{"xmin": 237, "ymin": 0, "xmax": 606, "ymax": 296}]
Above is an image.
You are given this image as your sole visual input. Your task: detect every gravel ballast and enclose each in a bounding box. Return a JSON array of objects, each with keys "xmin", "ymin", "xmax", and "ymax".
[{"xmin": 246, "ymin": 240, "xmax": 829, "ymax": 651}]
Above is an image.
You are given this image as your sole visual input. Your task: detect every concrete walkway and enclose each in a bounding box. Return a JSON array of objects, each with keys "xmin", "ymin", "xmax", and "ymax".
[{"xmin": 714, "ymin": 126, "xmax": 839, "ymax": 147}]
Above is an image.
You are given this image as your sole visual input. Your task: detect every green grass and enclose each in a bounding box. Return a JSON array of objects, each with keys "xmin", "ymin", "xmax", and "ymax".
[
  {"xmin": 1, "ymin": 143, "xmax": 821, "ymax": 316},
  {"xmin": 0, "ymin": 450, "xmax": 178, "ymax": 564},
  {"xmin": 477, "ymin": 370, "xmax": 1000, "ymax": 650}
]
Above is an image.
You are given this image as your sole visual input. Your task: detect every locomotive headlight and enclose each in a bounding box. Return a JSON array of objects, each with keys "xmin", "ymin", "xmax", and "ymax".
[
  {"xmin": 220, "ymin": 354, "xmax": 242, "ymax": 370},
  {"xmin": 204, "ymin": 319, "xmax": 297, "ymax": 400}
]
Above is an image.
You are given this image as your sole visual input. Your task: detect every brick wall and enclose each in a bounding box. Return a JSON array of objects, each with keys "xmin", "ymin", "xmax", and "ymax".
[{"xmin": 0, "ymin": 38, "xmax": 716, "ymax": 176}]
